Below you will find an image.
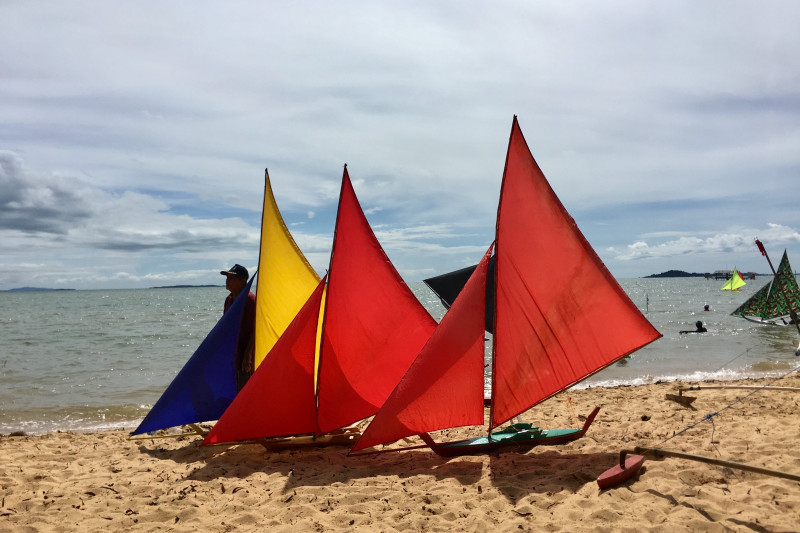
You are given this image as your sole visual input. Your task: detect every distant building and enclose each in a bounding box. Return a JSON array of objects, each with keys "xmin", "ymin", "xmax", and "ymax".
[
  {"xmin": 711, "ymin": 269, "xmax": 732, "ymax": 280},
  {"xmin": 709, "ymin": 269, "xmax": 756, "ymax": 280}
]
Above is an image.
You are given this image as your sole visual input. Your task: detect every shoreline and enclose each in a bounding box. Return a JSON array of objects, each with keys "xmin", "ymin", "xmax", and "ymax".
[
  {"xmin": 2, "ymin": 376, "xmax": 799, "ymax": 531},
  {"xmin": 5, "ymin": 364, "xmax": 800, "ymax": 437}
]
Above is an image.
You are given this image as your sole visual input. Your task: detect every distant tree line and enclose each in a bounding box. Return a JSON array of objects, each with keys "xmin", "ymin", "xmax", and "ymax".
[{"xmin": 644, "ymin": 270, "xmax": 762, "ymax": 279}]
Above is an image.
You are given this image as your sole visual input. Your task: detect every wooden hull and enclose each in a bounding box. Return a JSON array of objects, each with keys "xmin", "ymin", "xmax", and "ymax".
[
  {"xmin": 203, "ymin": 426, "xmax": 361, "ymax": 450},
  {"xmin": 427, "ymin": 407, "xmax": 600, "ymax": 458},
  {"xmin": 597, "ymin": 447, "xmax": 800, "ymax": 488},
  {"xmin": 597, "ymin": 454, "xmax": 645, "ymax": 489},
  {"xmin": 259, "ymin": 428, "xmax": 360, "ymax": 451},
  {"xmin": 740, "ymin": 315, "xmax": 792, "ymax": 326}
]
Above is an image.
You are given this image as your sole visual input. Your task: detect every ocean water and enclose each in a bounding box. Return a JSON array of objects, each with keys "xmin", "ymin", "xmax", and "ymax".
[{"xmin": 1, "ymin": 278, "xmax": 798, "ymax": 435}]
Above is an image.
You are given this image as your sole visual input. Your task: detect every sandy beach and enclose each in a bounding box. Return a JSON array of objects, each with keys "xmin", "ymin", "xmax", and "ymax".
[{"xmin": 2, "ymin": 374, "xmax": 799, "ymax": 532}]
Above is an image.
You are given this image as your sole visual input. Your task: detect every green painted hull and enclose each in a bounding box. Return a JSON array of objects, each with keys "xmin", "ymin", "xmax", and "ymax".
[{"xmin": 428, "ymin": 406, "xmax": 600, "ymax": 457}]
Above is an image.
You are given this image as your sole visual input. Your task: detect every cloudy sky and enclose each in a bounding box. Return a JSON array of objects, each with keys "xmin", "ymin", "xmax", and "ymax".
[{"xmin": 2, "ymin": 2, "xmax": 799, "ymax": 290}]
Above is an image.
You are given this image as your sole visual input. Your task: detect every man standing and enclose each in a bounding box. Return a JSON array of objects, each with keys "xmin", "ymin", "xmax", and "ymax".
[{"xmin": 221, "ymin": 264, "xmax": 256, "ymax": 391}]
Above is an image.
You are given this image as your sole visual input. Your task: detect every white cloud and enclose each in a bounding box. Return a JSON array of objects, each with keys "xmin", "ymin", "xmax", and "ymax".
[
  {"xmin": 612, "ymin": 224, "xmax": 800, "ymax": 262},
  {"xmin": 0, "ymin": 151, "xmax": 265, "ymax": 289},
  {"xmin": 2, "ymin": 2, "xmax": 800, "ymax": 286}
]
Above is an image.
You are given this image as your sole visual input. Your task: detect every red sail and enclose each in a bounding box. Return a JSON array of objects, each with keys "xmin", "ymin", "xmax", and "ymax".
[
  {"xmin": 491, "ymin": 117, "xmax": 662, "ymax": 427},
  {"xmin": 317, "ymin": 168, "xmax": 437, "ymax": 433},
  {"xmin": 352, "ymin": 247, "xmax": 491, "ymax": 451},
  {"xmin": 201, "ymin": 278, "xmax": 326, "ymax": 444}
]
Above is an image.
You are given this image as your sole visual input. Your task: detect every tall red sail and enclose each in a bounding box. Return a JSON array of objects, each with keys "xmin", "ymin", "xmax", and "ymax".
[
  {"xmin": 317, "ymin": 168, "xmax": 437, "ymax": 433},
  {"xmin": 490, "ymin": 117, "xmax": 662, "ymax": 427},
  {"xmin": 352, "ymin": 247, "xmax": 492, "ymax": 451},
  {"xmin": 201, "ymin": 278, "xmax": 326, "ymax": 444}
]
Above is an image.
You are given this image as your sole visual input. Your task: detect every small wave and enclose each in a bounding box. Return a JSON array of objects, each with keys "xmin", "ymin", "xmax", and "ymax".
[
  {"xmin": 0, "ymin": 417, "xmax": 143, "ymax": 436},
  {"xmin": 578, "ymin": 366, "xmax": 791, "ymax": 389},
  {"xmin": 0, "ymin": 404, "xmax": 151, "ymax": 436}
]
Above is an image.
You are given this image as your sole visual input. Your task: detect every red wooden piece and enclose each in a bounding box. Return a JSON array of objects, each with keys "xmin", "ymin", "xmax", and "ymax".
[{"xmin": 597, "ymin": 454, "xmax": 645, "ymax": 489}]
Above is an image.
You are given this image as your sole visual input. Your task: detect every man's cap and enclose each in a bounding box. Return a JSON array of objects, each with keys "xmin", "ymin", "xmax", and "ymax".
[{"xmin": 220, "ymin": 264, "xmax": 248, "ymax": 279}]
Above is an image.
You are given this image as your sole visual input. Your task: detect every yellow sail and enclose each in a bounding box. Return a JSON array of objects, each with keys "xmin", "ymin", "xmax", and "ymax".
[
  {"xmin": 254, "ymin": 170, "xmax": 321, "ymax": 367},
  {"xmin": 721, "ymin": 267, "xmax": 746, "ymax": 291}
]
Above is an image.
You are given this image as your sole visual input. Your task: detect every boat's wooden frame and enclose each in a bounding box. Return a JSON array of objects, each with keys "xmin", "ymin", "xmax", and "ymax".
[
  {"xmin": 256, "ymin": 426, "xmax": 361, "ymax": 451},
  {"xmin": 132, "ymin": 424, "xmax": 361, "ymax": 451},
  {"xmin": 202, "ymin": 426, "xmax": 362, "ymax": 449}
]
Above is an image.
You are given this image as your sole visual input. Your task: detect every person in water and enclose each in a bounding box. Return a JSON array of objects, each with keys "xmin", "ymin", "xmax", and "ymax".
[
  {"xmin": 221, "ymin": 264, "xmax": 256, "ymax": 391},
  {"xmin": 680, "ymin": 320, "xmax": 707, "ymax": 334}
]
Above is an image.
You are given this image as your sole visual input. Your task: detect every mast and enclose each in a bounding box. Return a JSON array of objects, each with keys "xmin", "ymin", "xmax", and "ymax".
[
  {"xmin": 755, "ymin": 238, "xmax": 800, "ymax": 336},
  {"xmin": 254, "ymin": 168, "xmax": 268, "ymax": 341},
  {"xmin": 313, "ymin": 164, "xmax": 346, "ymax": 402},
  {"xmin": 488, "ymin": 115, "xmax": 519, "ymax": 432}
]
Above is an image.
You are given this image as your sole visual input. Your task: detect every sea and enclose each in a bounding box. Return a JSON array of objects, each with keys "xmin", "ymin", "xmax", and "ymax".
[{"xmin": 1, "ymin": 277, "xmax": 799, "ymax": 435}]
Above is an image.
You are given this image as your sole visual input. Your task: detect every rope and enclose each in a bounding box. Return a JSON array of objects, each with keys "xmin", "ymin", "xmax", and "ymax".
[
  {"xmin": 566, "ymin": 396, "xmax": 577, "ymax": 427},
  {"xmin": 659, "ymin": 363, "xmax": 800, "ymax": 449},
  {"xmin": 712, "ymin": 347, "xmax": 751, "ymax": 374}
]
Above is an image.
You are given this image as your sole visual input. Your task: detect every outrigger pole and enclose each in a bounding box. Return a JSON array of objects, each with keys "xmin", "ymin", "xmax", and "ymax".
[
  {"xmin": 754, "ymin": 238, "xmax": 800, "ymax": 338},
  {"xmin": 665, "ymin": 384, "xmax": 800, "ymax": 407}
]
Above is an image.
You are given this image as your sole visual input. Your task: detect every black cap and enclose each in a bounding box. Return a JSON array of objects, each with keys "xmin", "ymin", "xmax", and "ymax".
[{"xmin": 220, "ymin": 264, "xmax": 248, "ymax": 280}]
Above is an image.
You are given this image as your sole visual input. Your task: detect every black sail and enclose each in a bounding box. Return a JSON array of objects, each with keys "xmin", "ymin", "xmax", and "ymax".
[{"xmin": 423, "ymin": 256, "xmax": 496, "ymax": 333}]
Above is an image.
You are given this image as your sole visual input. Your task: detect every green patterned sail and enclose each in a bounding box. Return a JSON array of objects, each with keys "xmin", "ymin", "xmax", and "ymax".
[
  {"xmin": 732, "ymin": 251, "xmax": 800, "ymax": 322},
  {"xmin": 731, "ymin": 281, "xmax": 772, "ymax": 318},
  {"xmin": 771, "ymin": 251, "xmax": 800, "ymax": 319}
]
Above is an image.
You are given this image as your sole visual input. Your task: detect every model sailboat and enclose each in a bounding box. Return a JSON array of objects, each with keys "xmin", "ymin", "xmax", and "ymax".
[
  {"xmin": 732, "ymin": 248, "xmax": 800, "ymax": 328},
  {"xmin": 352, "ymin": 116, "xmax": 662, "ymax": 456},
  {"xmin": 202, "ymin": 167, "xmax": 437, "ymax": 445},
  {"xmin": 132, "ymin": 171, "xmax": 320, "ymax": 435},
  {"xmin": 721, "ymin": 267, "xmax": 746, "ymax": 291},
  {"xmin": 731, "ymin": 252, "xmax": 799, "ymax": 326}
]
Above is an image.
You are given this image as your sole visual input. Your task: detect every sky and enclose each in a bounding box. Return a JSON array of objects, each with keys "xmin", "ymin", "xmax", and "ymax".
[{"xmin": 2, "ymin": 1, "xmax": 800, "ymax": 290}]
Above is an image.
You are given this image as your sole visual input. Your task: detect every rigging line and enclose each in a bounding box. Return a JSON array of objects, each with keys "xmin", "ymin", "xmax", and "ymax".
[
  {"xmin": 565, "ymin": 396, "xmax": 578, "ymax": 427},
  {"xmin": 712, "ymin": 347, "xmax": 751, "ymax": 374},
  {"xmin": 658, "ymin": 363, "xmax": 800, "ymax": 448},
  {"xmin": 708, "ymin": 417, "xmax": 722, "ymax": 456}
]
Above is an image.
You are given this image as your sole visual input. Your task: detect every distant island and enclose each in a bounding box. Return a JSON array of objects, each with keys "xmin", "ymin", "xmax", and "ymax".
[
  {"xmin": 3, "ymin": 285, "xmax": 222, "ymax": 292},
  {"xmin": 645, "ymin": 269, "xmax": 763, "ymax": 279},
  {"xmin": 3, "ymin": 287, "xmax": 75, "ymax": 292},
  {"xmin": 644, "ymin": 270, "xmax": 710, "ymax": 278}
]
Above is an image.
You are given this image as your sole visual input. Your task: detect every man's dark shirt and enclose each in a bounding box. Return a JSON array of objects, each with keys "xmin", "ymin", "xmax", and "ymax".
[{"xmin": 224, "ymin": 291, "xmax": 256, "ymax": 371}]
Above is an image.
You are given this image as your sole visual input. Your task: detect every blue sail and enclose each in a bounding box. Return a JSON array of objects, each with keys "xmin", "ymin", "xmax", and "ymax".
[{"xmin": 132, "ymin": 276, "xmax": 255, "ymax": 435}]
